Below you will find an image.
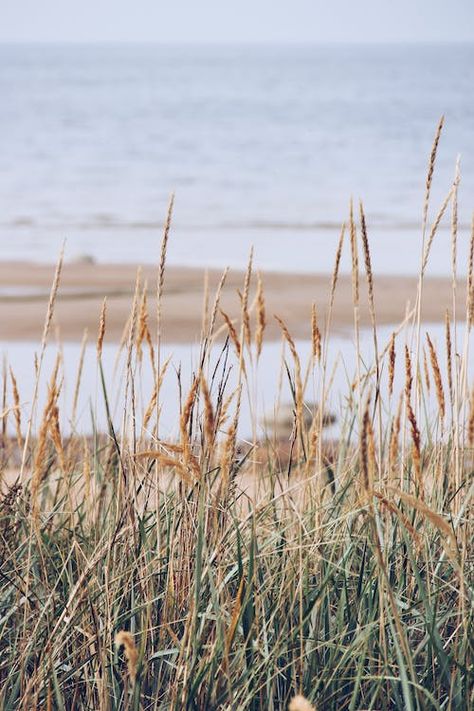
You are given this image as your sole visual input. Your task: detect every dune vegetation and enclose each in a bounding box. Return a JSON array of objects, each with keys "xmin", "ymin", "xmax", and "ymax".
[{"xmin": 0, "ymin": 119, "xmax": 473, "ymax": 710}]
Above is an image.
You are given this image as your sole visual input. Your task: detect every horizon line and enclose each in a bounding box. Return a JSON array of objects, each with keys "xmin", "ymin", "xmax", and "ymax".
[{"xmin": 1, "ymin": 38, "xmax": 473, "ymax": 47}]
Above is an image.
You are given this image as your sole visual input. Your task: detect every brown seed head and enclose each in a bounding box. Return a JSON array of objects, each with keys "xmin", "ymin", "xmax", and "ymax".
[
  {"xmin": 407, "ymin": 400, "xmax": 423, "ymax": 497},
  {"xmin": 220, "ymin": 310, "xmax": 242, "ymax": 360},
  {"xmin": 115, "ymin": 630, "xmax": 139, "ymax": 685},
  {"xmin": 9, "ymin": 367, "xmax": 22, "ymax": 450},
  {"xmin": 468, "ymin": 213, "xmax": 474, "ymax": 326},
  {"xmin": 241, "ymin": 247, "xmax": 254, "ymax": 348},
  {"xmin": 349, "ymin": 198, "xmax": 359, "ymax": 305},
  {"xmin": 359, "ymin": 203, "xmax": 375, "ymax": 319},
  {"xmin": 97, "ymin": 297, "xmax": 107, "ymax": 359},
  {"xmin": 423, "ymin": 116, "xmax": 444, "ymax": 231},
  {"xmin": 311, "ymin": 304, "xmax": 321, "ymax": 362},
  {"xmin": 329, "ymin": 223, "xmax": 345, "ymax": 308},
  {"xmin": 255, "ymin": 271, "xmax": 266, "ymax": 359},
  {"xmin": 444, "ymin": 310, "xmax": 453, "ymax": 404},
  {"xmin": 289, "ymin": 694, "xmax": 316, "ymax": 711},
  {"xmin": 422, "ymin": 346, "xmax": 431, "ymax": 394},
  {"xmin": 404, "ymin": 345, "xmax": 413, "ymax": 402},
  {"xmin": 200, "ymin": 374, "xmax": 215, "ymax": 448},
  {"xmin": 388, "ymin": 332, "xmax": 396, "ymax": 397},
  {"xmin": 426, "ymin": 333, "xmax": 445, "ymax": 421}
]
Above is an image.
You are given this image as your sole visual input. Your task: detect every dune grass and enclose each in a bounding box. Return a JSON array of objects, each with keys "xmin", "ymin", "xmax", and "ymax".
[{"xmin": 0, "ymin": 123, "xmax": 473, "ymax": 710}]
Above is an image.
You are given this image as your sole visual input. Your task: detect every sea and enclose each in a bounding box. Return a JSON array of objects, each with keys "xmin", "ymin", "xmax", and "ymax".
[{"xmin": 0, "ymin": 42, "xmax": 473, "ymax": 275}]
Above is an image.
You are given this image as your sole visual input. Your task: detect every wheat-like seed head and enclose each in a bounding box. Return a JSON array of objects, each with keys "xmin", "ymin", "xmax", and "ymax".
[
  {"xmin": 215, "ymin": 390, "xmax": 233, "ymax": 431},
  {"xmin": 200, "ymin": 374, "xmax": 215, "ymax": 449},
  {"xmin": 274, "ymin": 315, "xmax": 304, "ymax": 438},
  {"xmin": 207, "ymin": 267, "xmax": 229, "ymax": 341},
  {"xmin": 127, "ymin": 269, "xmax": 141, "ymax": 360},
  {"xmin": 142, "ymin": 356, "xmax": 171, "ymax": 432},
  {"xmin": 467, "ymin": 213, "xmax": 474, "ymax": 326},
  {"xmin": 136, "ymin": 282, "xmax": 149, "ymax": 362},
  {"xmin": 180, "ymin": 374, "xmax": 200, "ymax": 467},
  {"xmin": 115, "ymin": 630, "xmax": 138, "ymax": 685},
  {"xmin": 41, "ymin": 247, "xmax": 64, "ymax": 351},
  {"xmin": 374, "ymin": 491, "xmax": 420, "ymax": 542},
  {"xmin": 426, "ymin": 333, "xmax": 445, "ymax": 421},
  {"xmin": 241, "ymin": 247, "xmax": 254, "ymax": 349},
  {"xmin": 359, "ymin": 202, "xmax": 375, "ymax": 320},
  {"xmin": 451, "ymin": 158, "xmax": 460, "ymax": 281},
  {"xmin": 32, "ymin": 369, "xmax": 60, "ymax": 513},
  {"xmin": 388, "ymin": 332, "xmax": 396, "ymax": 397},
  {"xmin": 9, "ymin": 367, "xmax": 22, "ymax": 450},
  {"xmin": 404, "ymin": 345, "xmax": 413, "ymax": 402},
  {"xmin": 49, "ymin": 402, "xmax": 66, "ymax": 471},
  {"xmin": 289, "ymin": 694, "xmax": 316, "ymax": 711},
  {"xmin": 349, "ymin": 198, "xmax": 359, "ymax": 305},
  {"xmin": 423, "ymin": 115, "xmax": 444, "ymax": 233},
  {"xmin": 157, "ymin": 193, "xmax": 175, "ymax": 325},
  {"xmin": 219, "ymin": 388, "xmax": 241, "ymax": 490},
  {"xmin": 421, "ymin": 183, "xmax": 455, "ymax": 275},
  {"xmin": 71, "ymin": 328, "xmax": 88, "ymax": 425},
  {"xmin": 423, "ymin": 345, "xmax": 431, "ymax": 394},
  {"xmin": 329, "ymin": 222, "xmax": 345, "ymax": 309},
  {"xmin": 255, "ymin": 271, "xmax": 266, "ymax": 359},
  {"xmin": 96, "ymin": 297, "xmax": 107, "ymax": 359},
  {"xmin": 389, "ymin": 395, "xmax": 403, "ymax": 476},
  {"xmin": 311, "ymin": 304, "xmax": 321, "ymax": 362},
  {"xmin": 136, "ymin": 450, "xmax": 196, "ymax": 483},
  {"xmin": 444, "ymin": 310, "xmax": 453, "ymax": 405},
  {"xmin": 406, "ymin": 400, "xmax": 422, "ymax": 497},
  {"xmin": 220, "ymin": 310, "xmax": 242, "ymax": 360},
  {"xmin": 305, "ymin": 416, "xmax": 319, "ymax": 477},
  {"xmin": 367, "ymin": 416, "xmax": 376, "ymax": 489}
]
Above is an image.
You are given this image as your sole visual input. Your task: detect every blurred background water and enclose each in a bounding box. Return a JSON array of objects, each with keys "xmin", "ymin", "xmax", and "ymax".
[
  {"xmin": 4, "ymin": 322, "xmax": 470, "ymax": 437},
  {"xmin": 0, "ymin": 42, "xmax": 473, "ymax": 273}
]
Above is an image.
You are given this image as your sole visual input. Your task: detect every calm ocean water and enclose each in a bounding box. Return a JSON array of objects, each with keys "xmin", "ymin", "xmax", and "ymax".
[{"xmin": 0, "ymin": 43, "xmax": 473, "ymax": 274}]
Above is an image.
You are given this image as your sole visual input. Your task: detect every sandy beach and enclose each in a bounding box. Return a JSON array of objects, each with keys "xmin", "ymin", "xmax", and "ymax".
[{"xmin": 0, "ymin": 260, "xmax": 466, "ymax": 343}]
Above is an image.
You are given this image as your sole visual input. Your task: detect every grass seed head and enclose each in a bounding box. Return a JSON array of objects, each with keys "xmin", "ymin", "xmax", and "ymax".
[
  {"xmin": 115, "ymin": 630, "xmax": 138, "ymax": 685},
  {"xmin": 311, "ymin": 303, "xmax": 322, "ymax": 362},
  {"xmin": 388, "ymin": 332, "xmax": 396, "ymax": 397},
  {"xmin": 289, "ymin": 695, "xmax": 316, "ymax": 711},
  {"xmin": 426, "ymin": 333, "xmax": 445, "ymax": 421},
  {"xmin": 255, "ymin": 270, "xmax": 266, "ymax": 359},
  {"xmin": 96, "ymin": 297, "xmax": 107, "ymax": 359}
]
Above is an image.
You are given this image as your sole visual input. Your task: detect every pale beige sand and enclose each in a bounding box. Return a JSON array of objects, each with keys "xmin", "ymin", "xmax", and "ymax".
[{"xmin": 0, "ymin": 261, "xmax": 466, "ymax": 343}]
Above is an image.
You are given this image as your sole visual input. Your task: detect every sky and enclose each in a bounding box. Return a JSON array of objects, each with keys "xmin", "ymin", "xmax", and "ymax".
[{"xmin": 1, "ymin": 0, "xmax": 474, "ymax": 44}]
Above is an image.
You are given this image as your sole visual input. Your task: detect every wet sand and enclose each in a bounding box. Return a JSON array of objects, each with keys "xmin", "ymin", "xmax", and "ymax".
[{"xmin": 0, "ymin": 261, "xmax": 466, "ymax": 343}]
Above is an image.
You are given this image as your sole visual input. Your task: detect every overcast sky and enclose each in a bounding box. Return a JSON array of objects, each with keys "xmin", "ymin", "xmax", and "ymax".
[{"xmin": 1, "ymin": 0, "xmax": 474, "ymax": 44}]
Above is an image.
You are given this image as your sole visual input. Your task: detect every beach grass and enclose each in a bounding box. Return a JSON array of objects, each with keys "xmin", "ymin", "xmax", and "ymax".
[{"xmin": 0, "ymin": 125, "xmax": 473, "ymax": 710}]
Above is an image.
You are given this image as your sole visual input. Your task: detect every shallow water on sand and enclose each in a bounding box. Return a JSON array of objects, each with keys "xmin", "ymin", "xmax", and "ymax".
[{"xmin": 2, "ymin": 322, "xmax": 471, "ymax": 439}]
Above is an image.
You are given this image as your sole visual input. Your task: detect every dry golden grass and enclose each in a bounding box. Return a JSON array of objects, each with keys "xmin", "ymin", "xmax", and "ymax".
[{"xmin": 0, "ymin": 122, "xmax": 472, "ymax": 710}]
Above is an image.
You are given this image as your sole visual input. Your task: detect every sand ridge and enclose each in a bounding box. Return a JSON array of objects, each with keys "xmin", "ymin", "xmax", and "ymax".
[{"xmin": 0, "ymin": 260, "xmax": 466, "ymax": 343}]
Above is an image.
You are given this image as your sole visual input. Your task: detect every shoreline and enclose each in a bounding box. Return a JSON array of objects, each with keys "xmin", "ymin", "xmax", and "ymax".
[{"xmin": 0, "ymin": 260, "xmax": 467, "ymax": 343}]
